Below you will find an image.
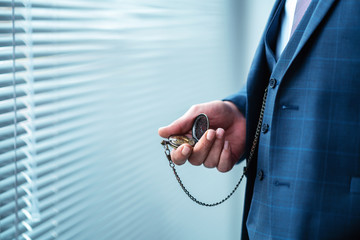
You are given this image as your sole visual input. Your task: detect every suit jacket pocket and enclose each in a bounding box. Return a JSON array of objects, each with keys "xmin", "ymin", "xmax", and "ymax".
[{"xmin": 350, "ymin": 177, "xmax": 360, "ymax": 193}]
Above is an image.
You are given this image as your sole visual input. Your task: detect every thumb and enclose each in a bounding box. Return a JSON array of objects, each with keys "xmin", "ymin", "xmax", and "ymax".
[{"xmin": 158, "ymin": 115, "xmax": 194, "ymax": 138}]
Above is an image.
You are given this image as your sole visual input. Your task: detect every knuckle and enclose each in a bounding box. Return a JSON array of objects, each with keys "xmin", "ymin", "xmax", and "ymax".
[
  {"xmin": 217, "ymin": 163, "xmax": 232, "ymax": 173},
  {"xmin": 203, "ymin": 161, "xmax": 217, "ymax": 169},
  {"xmin": 217, "ymin": 166, "xmax": 229, "ymax": 173},
  {"xmin": 188, "ymin": 157, "xmax": 202, "ymax": 166},
  {"xmin": 189, "ymin": 160, "xmax": 202, "ymax": 166},
  {"xmin": 189, "ymin": 104, "xmax": 200, "ymax": 113},
  {"xmin": 171, "ymin": 151, "xmax": 185, "ymax": 165},
  {"xmin": 173, "ymin": 158, "xmax": 186, "ymax": 165}
]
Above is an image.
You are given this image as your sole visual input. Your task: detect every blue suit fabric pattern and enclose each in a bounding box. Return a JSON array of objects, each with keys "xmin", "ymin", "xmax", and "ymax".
[{"xmin": 225, "ymin": 0, "xmax": 360, "ymax": 239}]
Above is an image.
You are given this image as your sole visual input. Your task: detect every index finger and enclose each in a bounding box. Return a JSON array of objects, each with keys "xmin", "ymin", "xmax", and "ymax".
[{"xmin": 158, "ymin": 111, "xmax": 198, "ymax": 138}]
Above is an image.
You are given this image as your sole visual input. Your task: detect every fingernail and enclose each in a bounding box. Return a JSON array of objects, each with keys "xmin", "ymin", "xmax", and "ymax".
[
  {"xmin": 224, "ymin": 141, "xmax": 230, "ymax": 150},
  {"xmin": 207, "ymin": 130, "xmax": 215, "ymax": 141},
  {"xmin": 216, "ymin": 128, "xmax": 225, "ymax": 139},
  {"xmin": 182, "ymin": 145, "xmax": 191, "ymax": 156}
]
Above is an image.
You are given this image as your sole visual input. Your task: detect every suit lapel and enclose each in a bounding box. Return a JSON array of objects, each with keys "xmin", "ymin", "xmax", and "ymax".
[
  {"xmin": 265, "ymin": 0, "xmax": 286, "ymax": 72},
  {"xmin": 274, "ymin": 0, "xmax": 337, "ymax": 82},
  {"xmin": 292, "ymin": 0, "xmax": 337, "ymax": 64}
]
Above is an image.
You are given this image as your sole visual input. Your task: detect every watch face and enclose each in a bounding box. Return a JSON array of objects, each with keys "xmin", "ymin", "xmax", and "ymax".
[{"xmin": 192, "ymin": 113, "xmax": 209, "ymax": 142}]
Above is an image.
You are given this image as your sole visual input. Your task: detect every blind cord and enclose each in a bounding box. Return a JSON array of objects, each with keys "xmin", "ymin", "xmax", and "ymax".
[{"xmin": 11, "ymin": 0, "xmax": 19, "ymax": 239}]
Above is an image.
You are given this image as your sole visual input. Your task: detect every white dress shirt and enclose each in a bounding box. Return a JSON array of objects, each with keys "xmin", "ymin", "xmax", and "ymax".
[{"xmin": 276, "ymin": 0, "xmax": 298, "ymax": 59}]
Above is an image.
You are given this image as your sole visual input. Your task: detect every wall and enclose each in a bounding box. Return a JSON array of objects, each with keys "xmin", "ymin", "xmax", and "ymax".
[{"xmin": 0, "ymin": 0, "xmax": 274, "ymax": 239}]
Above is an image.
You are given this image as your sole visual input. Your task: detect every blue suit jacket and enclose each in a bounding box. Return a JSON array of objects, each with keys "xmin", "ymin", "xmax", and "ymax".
[{"xmin": 225, "ymin": 0, "xmax": 360, "ymax": 239}]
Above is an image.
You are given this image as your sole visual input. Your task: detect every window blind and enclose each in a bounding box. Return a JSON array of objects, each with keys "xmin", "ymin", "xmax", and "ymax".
[
  {"xmin": 1, "ymin": 0, "xmax": 115, "ymax": 239},
  {"xmin": 0, "ymin": 0, "xmax": 254, "ymax": 239}
]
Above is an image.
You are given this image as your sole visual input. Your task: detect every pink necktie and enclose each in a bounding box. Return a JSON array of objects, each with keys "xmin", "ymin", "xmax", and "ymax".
[{"xmin": 290, "ymin": 0, "xmax": 311, "ymax": 36}]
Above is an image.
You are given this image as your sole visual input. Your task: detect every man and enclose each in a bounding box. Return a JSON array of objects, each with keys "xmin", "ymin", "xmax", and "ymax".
[{"xmin": 158, "ymin": 0, "xmax": 360, "ymax": 239}]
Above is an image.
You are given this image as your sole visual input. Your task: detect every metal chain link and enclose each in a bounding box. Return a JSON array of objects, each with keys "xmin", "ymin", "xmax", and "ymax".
[
  {"xmin": 243, "ymin": 87, "xmax": 268, "ymax": 175},
  {"xmin": 162, "ymin": 87, "xmax": 268, "ymax": 207}
]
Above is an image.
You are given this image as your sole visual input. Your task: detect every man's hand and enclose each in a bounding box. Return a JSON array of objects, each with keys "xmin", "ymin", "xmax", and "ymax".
[{"xmin": 158, "ymin": 100, "xmax": 246, "ymax": 172}]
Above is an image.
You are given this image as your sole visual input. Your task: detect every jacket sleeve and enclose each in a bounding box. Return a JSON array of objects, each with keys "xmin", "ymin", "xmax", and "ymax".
[
  {"xmin": 223, "ymin": 84, "xmax": 247, "ymax": 118},
  {"xmin": 222, "ymin": 84, "xmax": 248, "ymax": 163}
]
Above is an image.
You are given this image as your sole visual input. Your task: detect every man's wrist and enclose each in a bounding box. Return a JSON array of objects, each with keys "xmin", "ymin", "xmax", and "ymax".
[{"xmin": 223, "ymin": 100, "xmax": 246, "ymax": 119}]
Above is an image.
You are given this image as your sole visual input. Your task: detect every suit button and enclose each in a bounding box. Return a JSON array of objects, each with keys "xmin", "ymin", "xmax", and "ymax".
[
  {"xmin": 261, "ymin": 123, "xmax": 269, "ymax": 133},
  {"xmin": 257, "ymin": 170, "xmax": 264, "ymax": 181},
  {"xmin": 269, "ymin": 78, "xmax": 277, "ymax": 88}
]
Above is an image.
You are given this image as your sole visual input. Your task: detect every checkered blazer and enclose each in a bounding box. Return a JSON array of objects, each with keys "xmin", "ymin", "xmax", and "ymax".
[{"xmin": 225, "ymin": 0, "xmax": 360, "ymax": 239}]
